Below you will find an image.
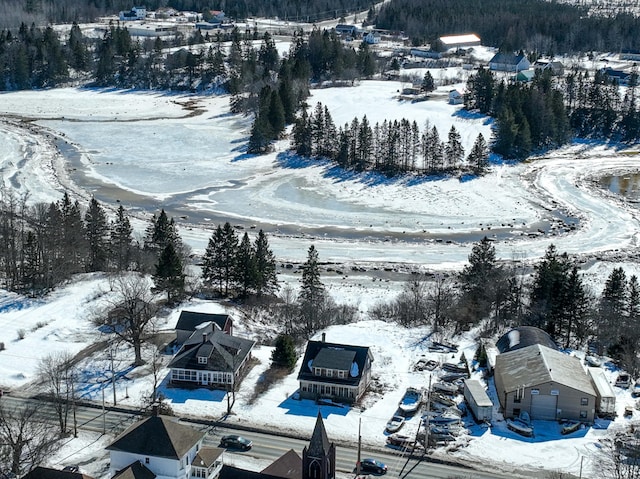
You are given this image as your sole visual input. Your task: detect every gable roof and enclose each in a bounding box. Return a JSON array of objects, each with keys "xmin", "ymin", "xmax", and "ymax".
[
  {"xmin": 489, "ymin": 52, "xmax": 528, "ymax": 66},
  {"xmin": 495, "ymin": 344, "xmax": 596, "ymax": 396},
  {"xmin": 168, "ymin": 325, "xmax": 255, "ymax": 373},
  {"xmin": 176, "ymin": 311, "xmax": 231, "ymax": 333},
  {"xmin": 22, "ymin": 467, "xmax": 95, "ymax": 479},
  {"xmin": 193, "ymin": 447, "xmax": 225, "ymax": 468},
  {"xmin": 496, "ymin": 326, "xmax": 557, "ymax": 353},
  {"xmin": 260, "ymin": 449, "xmax": 302, "ymax": 478},
  {"xmin": 297, "ymin": 340, "xmax": 373, "ymax": 386},
  {"xmin": 307, "ymin": 411, "xmax": 331, "ymax": 458},
  {"xmin": 107, "ymin": 415, "xmax": 205, "ymax": 459},
  {"xmin": 112, "ymin": 462, "xmax": 156, "ymax": 479}
]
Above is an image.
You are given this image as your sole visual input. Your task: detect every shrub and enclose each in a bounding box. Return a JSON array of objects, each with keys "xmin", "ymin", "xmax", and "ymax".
[{"xmin": 17, "ymin": 329, "xmax": 26, "ymax": 340}]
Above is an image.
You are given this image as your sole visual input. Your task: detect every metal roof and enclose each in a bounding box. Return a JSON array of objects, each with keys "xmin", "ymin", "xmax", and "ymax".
[{"xmin": 495, "ymin": 344, "xmax": 596, "ymax": 396}]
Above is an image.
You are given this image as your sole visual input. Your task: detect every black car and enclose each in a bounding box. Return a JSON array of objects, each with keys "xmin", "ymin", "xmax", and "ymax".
[
  {"xmin": 358, "ymin": 458, "xmax": 388, "ymax": 475},
  {"xmin": 220, "ymin": 434, "xmax": 253, "ymax": 450}
]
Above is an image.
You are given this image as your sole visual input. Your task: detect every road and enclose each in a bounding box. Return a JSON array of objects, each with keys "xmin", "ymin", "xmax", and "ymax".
[{"xmin": 1, "ymin": 395, "xmax": 545, "ymax": 479}]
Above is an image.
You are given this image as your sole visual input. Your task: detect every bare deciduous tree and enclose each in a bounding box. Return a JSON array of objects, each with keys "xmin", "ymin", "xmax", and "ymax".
[
  {"xmin": 0, "ymin": 403, "xmax": 58, "ymax": 475},
  {"xmin": 94, "ymin": 273, "xmax": 159, "ymax": 366},
  {"xmin": 37, "ymin": 351, "xmax": 76, "ymax": 435}
]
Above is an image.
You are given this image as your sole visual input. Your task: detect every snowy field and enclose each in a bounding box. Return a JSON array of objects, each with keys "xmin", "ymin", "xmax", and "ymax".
[{"xmin": 3, "ymin": 81, "xmax": 640, "ymax": 478}]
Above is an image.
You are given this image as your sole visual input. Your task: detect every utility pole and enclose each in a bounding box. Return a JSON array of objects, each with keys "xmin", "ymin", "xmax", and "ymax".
[
  {"xmin": 356, "ymin": 416, "xmax": 362, "ymax": 477},
  {"xmin": 71, "ymin": 378, "xmax": 77, "ymax": 438},
  {"xmin": 110, "ymin": 343, "xmax": 117, "ymax": 406},
  {"xmin": 102, "ymin": 387, "xmax": 106, "ymax": 435}
]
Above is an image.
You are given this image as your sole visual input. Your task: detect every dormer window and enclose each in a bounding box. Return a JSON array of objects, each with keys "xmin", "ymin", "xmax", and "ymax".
[{"xmin": 198, "ymin": 356, "xmax": 207, "ymax": 364}]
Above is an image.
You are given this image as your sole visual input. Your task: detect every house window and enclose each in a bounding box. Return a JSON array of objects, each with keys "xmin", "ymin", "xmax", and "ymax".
[
  {"xmin": 514, "ymin": 396, "xmax": 521, "ymax": 403},
  {"xmin": 513, "ymin": 408, "xmax": 521, "ymax": 417},
  {"xmin": 198, "ymin": 356, "xmax": 207, "ymax": 364},
  {"xmin": 338, "ymin": 370, "xmax": 345, "ymax": 378},
  {"xmin": 580, "ymin": 410, "xmax": 587, "ymax": 418},
  {"xmin": 326, "ymin": 369, "xmax": 333, "ymax": 377},
  {"xmin": 581, "ymin": 397, "xmax": 589, "ymax": 406}
]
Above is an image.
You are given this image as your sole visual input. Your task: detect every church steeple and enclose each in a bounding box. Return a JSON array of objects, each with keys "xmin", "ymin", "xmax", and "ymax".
[{"xmin": 302, "ymin": 412, "xmax": 335, "ymax": 479}]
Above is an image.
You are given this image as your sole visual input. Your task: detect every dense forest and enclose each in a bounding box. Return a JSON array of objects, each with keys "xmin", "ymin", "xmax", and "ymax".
[
  {"xmin": 373, "ymin": 0, "xmax": 640, "ymax": 53},
  {"xmin": 0, "ymin": 0, "xmax": 371, "ymax": 29}
]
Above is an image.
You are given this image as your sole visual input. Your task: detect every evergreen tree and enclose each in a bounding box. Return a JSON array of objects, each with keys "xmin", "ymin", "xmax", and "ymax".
[
  {"xmin": 234, "ymin": 232, "xmax": 256, "ymax": 297},
  {"xmin": 467, "ymin": 133, "xmax": 489, "ymax": 174},
  {"xmin": 292, "ymin": 106, "xmax": 312, "ymax": 157},
  {"xmin": 271, "ymin": 334, "xmax": 297, "ymax": 370},
  {"xmin": 110, "ymin": 205, "xmax": 134, "ymax": 272},
  {"xmin": 421, "ymin": 71, "xmax": 435, "ymax": 92},
  {"xmin": 457, "ymin": 237, "xmax": 503, "ymax": 331},
  {"xmin": 201, "ymin": 222, "xmax": 238, "ymax": 296},
  {"xmin": 445, "ymin": 125, "xmax": 464, "ymax": 167},
  {"xmin": 599, "ymin": 267, "xmax": 628, "ymax": 349},
  {"xmin": 299, "ymin": 245, "xmax": 325, "ymax": 336},
  {"xmin": 84, "ymin": 197, "xmax": 109, "ymax": 272},
  {"xmin": 154, "ymin": 243, "xmax": 184, "ymax": 304},
  {"xmin": 254, "ymin": 229, "xmax": 278, "ymax": 297}
]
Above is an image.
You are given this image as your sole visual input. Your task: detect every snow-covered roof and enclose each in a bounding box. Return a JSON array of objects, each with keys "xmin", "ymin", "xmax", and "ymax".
[{"xmin": 439, "ymin": 33, "xmax": 481, "ymax": 45}]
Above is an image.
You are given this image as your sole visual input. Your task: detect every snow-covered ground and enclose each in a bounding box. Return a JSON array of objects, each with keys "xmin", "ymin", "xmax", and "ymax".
[{"xmin": 2, "ymin": 80, "xmax": 640, "ymax": 478}]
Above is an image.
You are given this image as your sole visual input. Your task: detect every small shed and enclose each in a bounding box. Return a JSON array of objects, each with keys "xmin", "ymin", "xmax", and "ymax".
[
  {"xmin": 448, "ymin": 89, "xmax": 464, "ymax": 105},
  {"xmin": 588, "ymin": 367, "xmax": 616, "ymax": 418},
  {"xmin": 463, "ymin": 379, "xmax": 493, "ymax": 422}
]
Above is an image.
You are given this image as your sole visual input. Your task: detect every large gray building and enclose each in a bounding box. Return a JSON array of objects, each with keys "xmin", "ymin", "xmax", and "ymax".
[{"xmin": 494, "ymin": 343, "xmax": 596, "ymax": 422}]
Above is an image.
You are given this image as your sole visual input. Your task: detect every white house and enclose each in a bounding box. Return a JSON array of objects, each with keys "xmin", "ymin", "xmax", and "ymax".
[
  {"xmin": 363, "ymin": 32, "xmax": 381, "ymax": 44},
  {"xmin": 119, "ymin": 6, "xmax": 147, "ymax": 21},
  {"xmin": 489, "ymin": 52, "xmax": 530, "ymax": 72},
  {"xmin": 107, "ymin": 413, "xmax": 224, "ymax": 479},
  {"xmin": 449, "ymin": 89, "xmax": 464, "ymax": 105}
]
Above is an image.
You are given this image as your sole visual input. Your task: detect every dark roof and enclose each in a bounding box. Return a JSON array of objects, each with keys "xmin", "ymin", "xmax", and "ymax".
[
  {"xmin": 313, "ymin": 348, "xmax": 356, "ymax": 370},
  {"xmin": 260, "ymin": 449, "xmax": 302, "ymax": 478},
  {"xmin": 112, "ymin": 462, "xmax": 156, "ymax": 479},
  {"xmin": 168, "ymin": 327, "xmax": 255, "ymax": 373},
  {"xmin": 496, "ymin": 326, "xmax": 558, "ymax": 353},
  {"xmin": 297, "ymin": 340, "xmax": 372, "ymax": 386},
  {"xmin": 219, "ymin": 465, "xmax": 285, "ymax": 479},
  {"xmin": 489, "ymin": 52, "xmax": 527, "ymax": 65},
  {"xmin": 107, "ymin": 415, "xmax": 205, "ymax": 459},
  {"xmin": 22, "ymin": 467, "xmax": 95, "ymax": 479},
  {"xmin": 307, "ymin": 411, "xmax": 331, "ymax": 458},
  {"xmin": 176, "ymin": 311, "xmax": 231, "ymax": 333},
  {"xmin": 193, "ymin": 447, "xmax": 225, "ymax": 468}
]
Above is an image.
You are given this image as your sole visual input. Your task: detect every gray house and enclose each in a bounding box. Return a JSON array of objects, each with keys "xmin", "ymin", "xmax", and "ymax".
[
  {"xmin": 168, "ymin": 322, "xmax": 255, "ymax": 389},
  {"xmin": 297, "ymin": 337, "xmax": 373, "ymax": 404},
  {"xmin": 489, "ymin": 52, "xmax": 530, "ymax": 72},
  {"xmin": 494, "ymin": 344, "xmax": 596, "ymax": 422}
]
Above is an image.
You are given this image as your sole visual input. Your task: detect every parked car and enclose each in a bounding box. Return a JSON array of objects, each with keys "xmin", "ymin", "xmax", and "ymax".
[
  {"xmin": 220, "ymin": 434, "xmax": 253, "ymax": 450},
  {"xmin": 358, "ymin": 458, "xmax": 388, "ymax": 475}
]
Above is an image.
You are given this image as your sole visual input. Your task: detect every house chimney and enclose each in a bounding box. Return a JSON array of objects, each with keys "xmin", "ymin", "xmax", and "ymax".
[
  {"xmin": 321, "ymin": 333, "xmax": 326, "ymax": 342},
  {"xmin": 152, "ymin": 403, "xmax": 159, "ymax": 416},
  {"xmin": 203, "ymin": 332, "xmax": 208, "ymax": 343}
]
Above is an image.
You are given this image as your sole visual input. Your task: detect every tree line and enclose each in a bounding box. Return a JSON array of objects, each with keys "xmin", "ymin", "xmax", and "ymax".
[
  {"xmin": 373, "ymin": 0, "xmax": 640, "ymax": 54},
  {"xmin": 290, "ymin": 101, "xmax": 489, "ymax": 175},
  {"xmin": 370, "ymin": 237, "xmax": 640, "ymax": 377},
  {"xmin": 0, "ymin": 0, "xmax": 371, "ymax": 29},
  {"xmin": 464, "ymin": 67, "xmax": 639, "ymax": 159}
]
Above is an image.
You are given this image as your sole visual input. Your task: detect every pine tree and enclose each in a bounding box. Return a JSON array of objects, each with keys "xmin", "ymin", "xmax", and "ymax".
[
  {"xmin": 599, "ymin": 267, "xmax": 627, "ymax": 348},
  {"xmin": 201, "ymin": 222, "xmax": 238, "ymax": 296},
  {"xmin": 254, "ymin": 229, "xmax": 278, "ymax": 297},
  {"xmin": 445, "ymin": 125, "xmax": 464, "ymax": 168},
  {"xmin": 421, "ymin": 71, "xmax": 435, "ymax": 93},
  {"xmin": 467, "ymin": 133, "xmax": 489, "ymax": 174},
  {"xmin": 234, "ymin": 232, "xmax": 256, "ymax": 297},
  {"xmin": 84, "ymin": 197, "xmax": 109, "ymax": 272},
  {"xmin": 110, "ymin": 205, "xmax": 134, "ymax": 272},
  {"xmin": 154, "ymin": 243, "xmax": 184, "ymax": 304},
  {"xmin": 292, "ymin": 106, "xmax": 312, "ymax": 157},
  {"xmin": 299, "ymin": 245, "xmax": 325, "ymax": 335}
]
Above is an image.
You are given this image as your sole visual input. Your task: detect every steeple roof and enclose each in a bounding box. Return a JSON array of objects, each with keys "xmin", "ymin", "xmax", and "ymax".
[{"xmin": 307, "ymin": 412, "xmax": 330, "ymax": 458}]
